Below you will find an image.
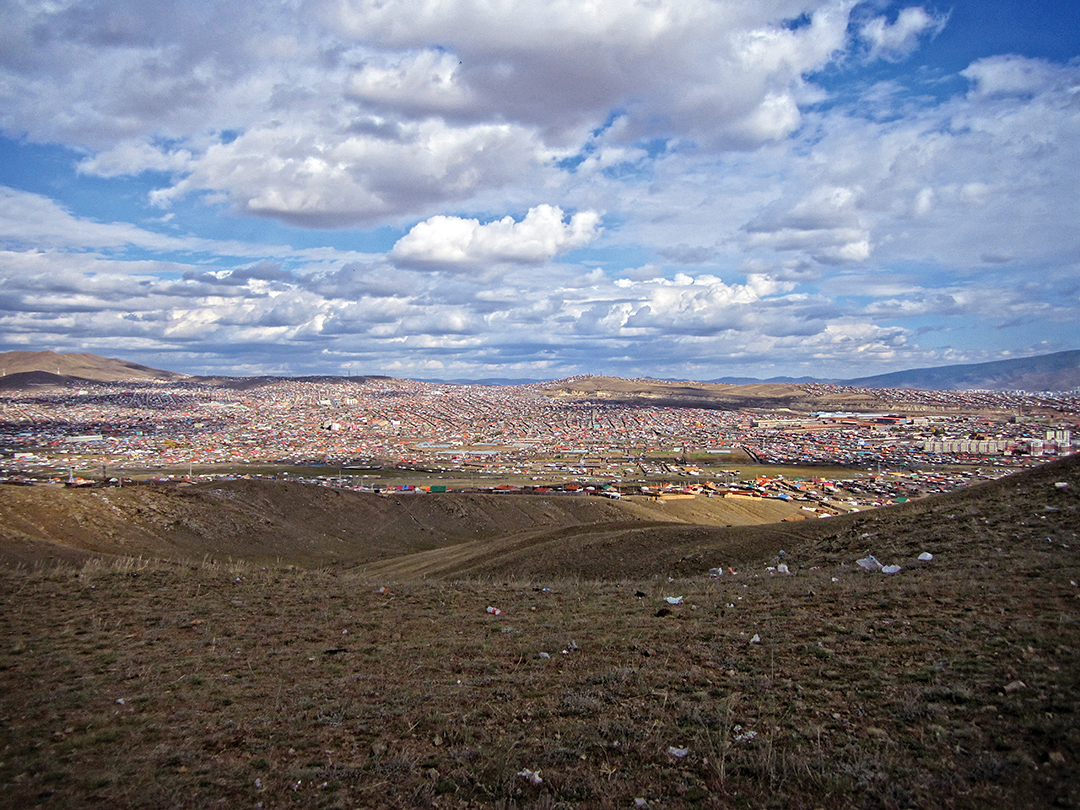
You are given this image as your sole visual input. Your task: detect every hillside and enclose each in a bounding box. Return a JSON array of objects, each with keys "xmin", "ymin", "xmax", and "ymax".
[
  {"xmin": 0, "ymin": 350, "xmax": 184, "ymax": 385},
  {"xmin": 0, "ymin": 457, "xmax": 1077, "ymax": 809},
  {"xmin": 844, "ymin": 349, "xmax": 1080, "ymax": 392},
  {"xmin": 539, "ymin": 375, "xmax": 889, "ymax": 412},
  {"xmin": 0, "ymin": 481, "xmax": 808, "ymax": 570}
]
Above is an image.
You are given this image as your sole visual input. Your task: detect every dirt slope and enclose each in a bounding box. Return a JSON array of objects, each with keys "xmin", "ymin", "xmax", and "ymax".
[
  {"xmin": 360, "ymin": 454, "xmax": 1080, "ymax": 581},
  {"xmin": 2, "ymin": 457, "xmax": 1077, "ymax": 583},
  {"xmin": 0, "ymin": 483, "xmax": 641, "ymax": 567},
  {"xmin": 0, "ymin": 479, "xmax": 809, "ymax": 569}
]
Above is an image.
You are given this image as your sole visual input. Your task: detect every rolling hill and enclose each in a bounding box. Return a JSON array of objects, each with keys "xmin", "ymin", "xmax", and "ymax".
[
  {"xmin": 0, "ymin": 456, "xmax": 1077, "ymax": 809},
  {"xmin": 844, "ymin": 348, "xmax": 1080, "ymax": 392},
  {"xmin": 0, "ymin": 350, "xmax": 185, "ymax": 386}
]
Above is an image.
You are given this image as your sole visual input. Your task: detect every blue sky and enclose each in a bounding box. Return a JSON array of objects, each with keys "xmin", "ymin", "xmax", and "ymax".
[{"xmin": 0, "ymin": 0, "xmax": 1077, "ymax": 380}]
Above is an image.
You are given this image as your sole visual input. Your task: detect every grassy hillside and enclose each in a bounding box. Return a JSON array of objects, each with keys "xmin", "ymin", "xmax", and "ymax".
[{"xmin": 0, "ymin": 456, "xmax": 1077, "ymax": 808}]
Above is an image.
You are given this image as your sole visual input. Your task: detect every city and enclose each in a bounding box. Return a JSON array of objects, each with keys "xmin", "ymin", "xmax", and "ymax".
[{"xmin": 3, "ymin": 376, "xmax": 1077, "ymax": 516}]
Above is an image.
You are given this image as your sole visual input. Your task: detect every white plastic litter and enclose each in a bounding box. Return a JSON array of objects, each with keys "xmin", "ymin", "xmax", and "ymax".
[
  {"xmin": 777, "ymin": 563, "xmax": 790, "ymax": 575},
  {"xmin": 664, "ymin": 596, "xmax": 684, "ymax": 605},
  {"xmin": 856, "ymin": 555, "xmax": 884, "ymax": 572},
  {"xmin": 918, "ymin": 552, "xmax": 934, "ymax": 561},
  {"xmin": 538, "ymin": 652, "xmax": 550, "ymax": 659},
  {"xmin": 881, "ymin": 564, "xmax": 902, "ymax": 574},
  {"xmin": 732, "ymin": 726, "xmax": 758, "ymax": 743},
  {"xmin": 517, "ymin": 769, "xmax": 543, "ymax": 785},
  {"xmin": 709, "ymin": 567, "xmax": 722, "ymax": 578},
  {"xmin": 749, "ymin": 634, "xmax": 761, "ymax": 644},
  {"xmin": 1054, "ymin": 482, "xmax": 1069, "ymax": 489},
  {"xmin": 486, "ymin": 606, "xmax": 503, "ymax": 615},
  {"xmin": 667, "ymin": 746, "xmax": 690, "ymax": 758}
]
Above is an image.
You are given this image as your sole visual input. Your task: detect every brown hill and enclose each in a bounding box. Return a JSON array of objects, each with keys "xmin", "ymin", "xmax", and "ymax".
[
  {"xmin": 539, "ymin": 374, "xmax": 889, "ymax": 411},
  {"xmin": 0, "ymin": 480, "xmax": 807, "ymax": 570},
  {"xmin": 1, "ymin": 456, "xmax": 1076, "ymax": 582},
  {"xmin": 0, "ymin": 350, "xmax": 184, "ymax": 386}
]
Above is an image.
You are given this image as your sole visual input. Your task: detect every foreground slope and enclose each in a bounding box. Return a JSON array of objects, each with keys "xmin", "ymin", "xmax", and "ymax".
[{"xmin": 0, "ymin": 457, "xmax": 1076, "ymax": 809}]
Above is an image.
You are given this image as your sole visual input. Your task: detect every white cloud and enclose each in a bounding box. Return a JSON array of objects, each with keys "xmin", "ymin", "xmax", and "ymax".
[
  {"xmin": 149, "ymin": 117, "xmax": 548, "ymax": 227},
  {"xmin": 961, "ymin": 54, "xmax": 1064, "ymax": 98},
  {"xmin": 859, "ymin": 6, "xmax": 946, "ymax": 62},
  {"xmin": 0, "ymin": 0, "xmax": 882, "ymax": 227},
  {"xmin": 391, "ymin": 204, "xmax": 600, "ymax": 266}
]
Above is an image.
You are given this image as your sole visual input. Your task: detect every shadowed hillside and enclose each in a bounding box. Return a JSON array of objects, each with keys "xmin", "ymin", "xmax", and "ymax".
[{"xmin": 0, "ymin": 480, "xmax": 808, "ymax": 570}]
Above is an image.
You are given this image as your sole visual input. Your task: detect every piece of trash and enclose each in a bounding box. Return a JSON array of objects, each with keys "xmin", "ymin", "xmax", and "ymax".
[
  {"xmin": 538, "ymin": 652, "xmax": 550, "ymax": 659},
  {"xmin": 655, "ymin": 608, "xmax": 672, "ymax": 617},
  {"xmin": 1004, "ymin": 680, "xmax": 1026, "ymax": 693},
  {"xmin": 777, "ymin": 563, "xmax": 790, "ymax": 575},
  {"xmin": 377, "ymin": 587, "xmax": 390, "ymax": 595},
  {"xmin": 664, "ymin": 596, "xmax": 684, "ymax": 605},
  {"xmin": 1054, "ymin": 482, "xmax": 1069, "ymax": 489},
  {"xmin": 667, "ymin": 746, "xmax": 690, "ymax": 758},
  {"xmin": 517, "ymin": 769, "xmax": 543, "ymax": 786},
  {"xmin": 881, "ymin": 565, "xmax": 902, "ymax": 574},
  {"xmin": 115, "ymin": 698, "xmax": 125, "ymax": 705},
  {"xmin": 732, "ymin": 726, "xmax": 758, "ymax": 743},
  {"xmin": 831, "ymin": 577, "xmax": 839, "ymax": 582},
  {"xmin": 856, "ymin": 555, "xmax": 883, "ymax": 572},
  {"xmin": 567, "ymin": 640, "xmax": 579, "ymax": 651},
  {"xmin": 709, "ymin": 567, "xmax": 722, "ymax": 578},
  {"xmin": 778, "ymin": 550, "xmax": 786, "ymax": 557},
  {"xmin": 918, "ymin": 552, "xmax": 934, "ymax": 561},
  {"xmin": 749, "ymin": 634, "xmax": 761, "ymax": 644},
  {"xmin": 486, "ymin": 606, "xmax": 503, "ymax": 616},
  {"xmin": 635, "ymin": 590, "xmax": 647, "ymax": 597},
  {"xmin": 728, "ymin": 567, "xmax": 737, "ymax": 575},
  {"xmin": 634, "ymin": 799, "xmax": 649, "ymax": 809}
]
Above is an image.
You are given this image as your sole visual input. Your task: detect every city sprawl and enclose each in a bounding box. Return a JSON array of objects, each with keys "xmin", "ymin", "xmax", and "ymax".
[{"xmin": 2, "ymin": 378, "xmax": 1077, "ymax": 513}]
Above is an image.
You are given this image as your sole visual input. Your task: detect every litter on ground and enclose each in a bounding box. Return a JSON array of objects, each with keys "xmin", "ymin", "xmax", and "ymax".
[
  {"xmin": 664, "ymin": 596, "xmax": 684, "ymax": 605},
  {"xmin": 856, "ymin": 555, "xmax": 883, "ymax": 572},
  {"xmin": 918, "ymin": 552, "xmax": 934, "ymax": 561}
]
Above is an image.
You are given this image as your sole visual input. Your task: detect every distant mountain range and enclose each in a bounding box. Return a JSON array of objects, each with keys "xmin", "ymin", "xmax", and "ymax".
[
  {"xmin": 711, "ymin": 350, "xmax": 1080, "ymax": 392},
  {"xmin": 2, "ymin": 348, "xmax": 1078, "ymax": 392}
]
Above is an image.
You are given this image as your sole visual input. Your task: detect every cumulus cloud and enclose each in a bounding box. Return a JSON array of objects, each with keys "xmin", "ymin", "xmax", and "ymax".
[
  {"xmin": 0, "ymin": 0, "xmax": 897, "ymax": 228},
  {"xmin": 391, "ymin": 205, "xmax": 600, "ymax": 267}
]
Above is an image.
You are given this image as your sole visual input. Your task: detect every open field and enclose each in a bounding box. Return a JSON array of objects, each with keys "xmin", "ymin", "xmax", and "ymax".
[{"xmin": 1, "ymin": 455, "xmax": 1078, "ymax": 808}]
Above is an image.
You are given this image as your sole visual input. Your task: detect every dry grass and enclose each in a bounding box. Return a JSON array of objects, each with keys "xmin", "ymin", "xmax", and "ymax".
[
  {"xmin": 2, "ymin": 456, "xmax": 1078, "ymax": 808},
  {"xmin": 2, "ymin": 547, "xmax": 1078, "ymax": 809}
]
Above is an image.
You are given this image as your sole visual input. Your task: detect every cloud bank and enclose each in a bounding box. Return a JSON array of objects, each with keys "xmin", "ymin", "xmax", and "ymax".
[{"xmin": 0, "ymin": 1, "xmax": 1076, "ymax": 379}]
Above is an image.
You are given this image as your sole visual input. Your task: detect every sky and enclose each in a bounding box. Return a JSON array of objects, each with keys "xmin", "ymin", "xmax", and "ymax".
[{"xmin": 0, "ymin": 0, "xmax": 1078, "ymax": 381}]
